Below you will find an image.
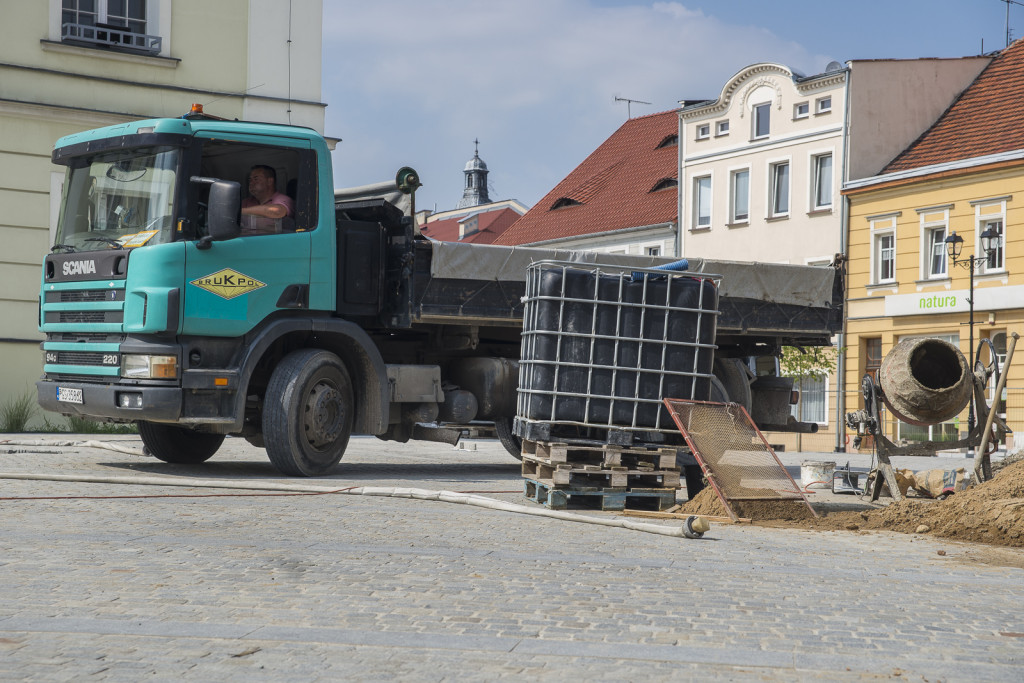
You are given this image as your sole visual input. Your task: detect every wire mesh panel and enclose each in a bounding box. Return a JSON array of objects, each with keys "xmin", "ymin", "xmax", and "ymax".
[
  {"xmin": 663, "ymin": 398, "xmax": 816, "ymax": 521},
  {"xmin": 517, "ymin": 261, "xmax": 719, "ymax": 434}
]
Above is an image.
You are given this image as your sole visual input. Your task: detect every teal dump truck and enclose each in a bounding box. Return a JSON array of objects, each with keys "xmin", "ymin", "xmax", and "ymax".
[{"xmin": 37, "ymin": 108, "xmax": 842, "ymax": 477}]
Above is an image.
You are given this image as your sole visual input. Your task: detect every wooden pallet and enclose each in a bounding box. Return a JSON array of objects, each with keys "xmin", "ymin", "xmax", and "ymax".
[
  {"xmin": 523, "ymin": 478, "xmax": 678, "ymax": 511},
  {"xmin": 521, "ymin": 459, "xmax": 680, "ymax": 489},
  {"xmin": 521, "ymin": 440, "xmax": 678, "ymax": 470}
]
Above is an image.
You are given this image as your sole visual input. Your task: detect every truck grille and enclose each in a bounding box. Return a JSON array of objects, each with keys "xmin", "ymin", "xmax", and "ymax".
[
  {"xmin": 46, "ymin": 289, "xmax": 125, "ymax": 303},
  {"xmin": 46, "ymin": 310, "xmax": 124, "ymax": 324},
  {"xmin": 54, "ymin": 351, "xmax": 118, "ymax": 367},
  {"xmin": 50, "ymin": 333, "xmax": 124, "ymax": 343},
  {"xmin": 47, "ymin": 373, "xmax": 111, "ymax": 384}
]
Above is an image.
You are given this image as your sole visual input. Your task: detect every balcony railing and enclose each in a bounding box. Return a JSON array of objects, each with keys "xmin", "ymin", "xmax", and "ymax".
[{"xmin": 61, "ymin": 22, "xmax": 162, "ymax": 55}]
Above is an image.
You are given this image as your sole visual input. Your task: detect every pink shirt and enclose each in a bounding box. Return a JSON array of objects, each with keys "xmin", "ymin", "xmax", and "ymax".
[{"xmin": 241, "ymin": 191, "xmax": 295, "ymax": 235}]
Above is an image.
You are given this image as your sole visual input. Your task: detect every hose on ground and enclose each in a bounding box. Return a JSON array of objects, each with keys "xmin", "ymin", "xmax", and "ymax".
[
  {"xmin": 0, "ymin": 471, "xmax": 709, "ymax": 539},
  {"xmin": 0, "ymin": 439, "xmax": 144, "ymax": 456}
]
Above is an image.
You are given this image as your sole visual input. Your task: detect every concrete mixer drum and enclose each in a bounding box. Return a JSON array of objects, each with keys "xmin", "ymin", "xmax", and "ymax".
[{"xmin": 879, "ymin": 337, "xmax": 972, "ymax": 426}]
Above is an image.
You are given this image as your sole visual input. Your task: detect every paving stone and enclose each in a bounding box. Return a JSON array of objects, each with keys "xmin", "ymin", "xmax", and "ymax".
[{"xmin": 0, "ymin": 435, "xmax": 1022, "ymax": 680}]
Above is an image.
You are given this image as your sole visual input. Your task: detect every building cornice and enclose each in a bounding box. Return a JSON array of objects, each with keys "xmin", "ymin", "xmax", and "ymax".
[
  {"xmin": 681, "ymin": 63, "xmax": 846, "ymax": 120},
  {"xmin": 0, "ymin": 61, "xmax": 327, "ymax": 109},
  {"xmin": 0, "ymin": 97, "xmax": 142, "ymax": 127},
  {"xmin": 843, "ymin": 149, "xmax": 1024, "ymax": 194}
]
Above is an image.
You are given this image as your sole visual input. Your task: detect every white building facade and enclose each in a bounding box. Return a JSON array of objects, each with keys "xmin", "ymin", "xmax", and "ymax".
[
  {"xmin": 678, "ymin": 57, "xmax": 993, "ymax": 265},
  {"xmin": 676, "ymin": 56, "xmax": 992, "ymax": 447}
]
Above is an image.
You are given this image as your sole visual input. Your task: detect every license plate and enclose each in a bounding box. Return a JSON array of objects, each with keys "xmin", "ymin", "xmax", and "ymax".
[{"xmin": 57, "ymin": 387, "xmax": 83, "ymax": 404}]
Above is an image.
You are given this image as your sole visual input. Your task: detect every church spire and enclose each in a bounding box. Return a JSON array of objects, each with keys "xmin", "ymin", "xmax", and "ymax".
[{"xmin": 457, "ymin": 139, "xmax": 491, "ymax": 208}]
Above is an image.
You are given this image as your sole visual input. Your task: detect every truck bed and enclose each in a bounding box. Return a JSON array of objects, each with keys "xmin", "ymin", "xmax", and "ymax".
[{"xmin": 411, "ymin": 240, "xmax": 842, "ymax": 348}]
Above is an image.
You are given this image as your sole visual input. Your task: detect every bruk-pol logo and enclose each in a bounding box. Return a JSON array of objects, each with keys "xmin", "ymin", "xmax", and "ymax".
[{"xmin": 190, "ymin": 268, "xmax": 267, "ymax": 300}]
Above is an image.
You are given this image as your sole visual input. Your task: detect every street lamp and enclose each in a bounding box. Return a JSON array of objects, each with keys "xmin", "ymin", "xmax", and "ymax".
[{"xmin": 944, "ymin": 224, "xmax": 1000, "ymax": 453}]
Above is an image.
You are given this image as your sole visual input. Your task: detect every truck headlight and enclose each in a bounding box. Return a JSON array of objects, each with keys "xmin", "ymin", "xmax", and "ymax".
[{"xmin": 122, "ymin": 354, "xmax": 178, "ymax": 379}]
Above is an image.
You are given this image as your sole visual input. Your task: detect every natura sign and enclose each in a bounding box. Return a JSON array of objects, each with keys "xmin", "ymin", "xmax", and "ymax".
[{"xmin": 885, "ymin": 285, "xmax": 1022, "ymax": 317}]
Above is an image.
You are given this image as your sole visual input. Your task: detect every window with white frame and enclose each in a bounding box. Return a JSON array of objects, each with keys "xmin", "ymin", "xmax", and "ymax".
[
  {"xmin": 730, "ymin": 168, "xmax": 749, "ymax": 223},
  {"xmin": 769, "ymin": 161, "xmax": 789, "ymax": 216},
  {"xmin": 790, "ymin": 376, "xmax": 827, "ymax": 425},
  {"xmin": 794, "ymin": 102, "xmax": 809, "ymax": 119},
  {"xmin": 816, "ymin": 96, "xmax": 832, "ymax": 114},
  {"xmin": 716, "ymin": 120, "xmax": 730, "ymax": 136},
  {"xmin": 60, "ymin": 0, "xmax": 161, "ymax": 54},
  {"xmin": 646, "ymin": 245, "xmax": 661, "ymax": 256},
  {"xmin": 983, "ymin": 218, "xmax": 1005, "ymax": 271},
  {"xmin": 924, "ymin": 224, "xmax": 948, "ymax": 278},
  {"xmin": 696, "ymin": 124, "xmax": 710, "ymax": 140},
  {"xmin": 874, "ymin": 231, "xmax": 895, "ymax": 283},
  {"xmin": 812, "ymin": 153, "xmax": 832, "ymax": 209},
  {"xmin": 752, "ymin": 102, "xmax": 771, "ymax": 139},
  {"xmin": 693, "ymin": 175, "xmax": 712, "ymax": 229}
]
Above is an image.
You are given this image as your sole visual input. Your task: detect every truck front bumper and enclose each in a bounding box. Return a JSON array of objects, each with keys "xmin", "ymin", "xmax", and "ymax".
[{"xmin": 37, "ymin": 380, "xmax": 182, "ymax": 423}]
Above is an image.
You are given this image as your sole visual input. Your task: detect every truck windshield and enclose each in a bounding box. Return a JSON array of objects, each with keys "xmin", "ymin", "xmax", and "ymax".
[{"xmin": 55, "ymin": 146, "xmax": 180, "ymax": 251}]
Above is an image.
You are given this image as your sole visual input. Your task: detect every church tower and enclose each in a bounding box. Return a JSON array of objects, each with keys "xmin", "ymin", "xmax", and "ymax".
[{"xmin": 457, "ymin": 139, "xmax": 491, "ymax": 208}]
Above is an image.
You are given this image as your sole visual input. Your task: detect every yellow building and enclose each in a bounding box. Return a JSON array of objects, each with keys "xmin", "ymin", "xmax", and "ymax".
[
  {"xmin": 0, "ymin": 1, "xmax": 327, "ymax": 425},
  {"xmin": 843, "ymin": 39, "xmax": 1024, "ymax": 451}
]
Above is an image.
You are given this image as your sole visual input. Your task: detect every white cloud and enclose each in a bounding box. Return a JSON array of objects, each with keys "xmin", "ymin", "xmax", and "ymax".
[{"xmin": 322, "ymin": 1, "xmax": 827, "ymax": 210}]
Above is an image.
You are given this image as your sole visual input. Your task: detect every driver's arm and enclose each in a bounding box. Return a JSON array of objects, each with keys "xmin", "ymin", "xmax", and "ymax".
[{"xmin": 241, "ymin": 203, "xmax": 288, "ymax": 219}]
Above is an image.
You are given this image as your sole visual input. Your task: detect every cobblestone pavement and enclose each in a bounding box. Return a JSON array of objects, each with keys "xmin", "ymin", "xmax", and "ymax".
[{"xmin": 1, "ymin": 434, "xmax": 1022, "ymax": 681}]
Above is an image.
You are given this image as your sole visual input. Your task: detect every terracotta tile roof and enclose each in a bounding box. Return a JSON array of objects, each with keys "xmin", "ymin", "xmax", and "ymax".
[
  {"xmin": 419, "ymin": 206, "xmax": 521, "ymax": 244},
  {"xmin": 884, "ymin": 39, "xmax": 1024, "ymax": 173},
  {"xmin": 494, "ymin": 110, "xmax": 679, "ymax": 246}
]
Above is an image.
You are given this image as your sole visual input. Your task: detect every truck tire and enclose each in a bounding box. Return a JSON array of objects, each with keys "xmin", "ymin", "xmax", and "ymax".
[
  {"xmin": 138, "ymin": 421, "xmax": 224, "ymax": 464},
  {"xmin": 713, "ymin": 357, "xmax": 753, "ymax": 412},
  {"xmin": 494, "ymin": 417, "xmax": 522, "ymax": 460},
  {"xmin": 263, "ymin": 348, "xmax": 353, "ymax": 477}
]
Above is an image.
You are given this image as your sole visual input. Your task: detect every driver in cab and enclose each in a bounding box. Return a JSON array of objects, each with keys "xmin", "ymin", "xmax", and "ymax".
[{"xmin": 240, "ymin": 165, "xmax": 294, "ymax": 235}]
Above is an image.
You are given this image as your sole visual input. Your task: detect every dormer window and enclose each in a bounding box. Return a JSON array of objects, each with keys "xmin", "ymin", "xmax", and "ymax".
[
  {"xmin": 752, "ymin": 102, "xmax": 770, "ymax": 139},
  {"xmin": 650, "ymin": 177, "xmax": 678, "ymax": 193},
  {"xmin": 656, "ymin": 134, "xmax": 678, "ymax": 149},
  {"xmin": 550, "ymin": 197, "xmax": 582, "ymax": 210}
]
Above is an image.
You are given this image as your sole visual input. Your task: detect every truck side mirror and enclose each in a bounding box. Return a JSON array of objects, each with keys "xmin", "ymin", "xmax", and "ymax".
[
  {"xmin": 207, "ymin": 180, "xmax": 241, "ymax": 241},
  {"xmin": 191, "ymin": 176, "xmax": 241, "ymax": 248}
]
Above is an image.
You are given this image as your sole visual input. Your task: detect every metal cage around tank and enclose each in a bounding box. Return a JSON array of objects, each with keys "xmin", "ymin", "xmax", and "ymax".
[{"xmin": 516, "ymin": 260, "xmax": 720, "ymax": 435}]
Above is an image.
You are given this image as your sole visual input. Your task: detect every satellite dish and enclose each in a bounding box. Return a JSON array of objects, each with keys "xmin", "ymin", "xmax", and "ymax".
[{"xmin": 825, "ymin": 60, "xmax": 843, "ymax": 73}]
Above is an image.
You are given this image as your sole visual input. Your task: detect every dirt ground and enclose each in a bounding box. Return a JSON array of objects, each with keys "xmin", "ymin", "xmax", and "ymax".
[{"xmin": 678, "ymin": 456, "xmax": 1024, "ymax": 550}]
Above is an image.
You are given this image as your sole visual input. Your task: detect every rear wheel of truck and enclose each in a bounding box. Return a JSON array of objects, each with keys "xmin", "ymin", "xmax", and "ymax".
[
  {"xmin": 494, "ymin": 417, "xmax": 523, "ymax": 460},
  {"xmin": 263, "ymin": 348, "xmax": 353, "ymax": 477},
  {"xmin": 138, "ymin": 422, "xmax": 225, "ymax": 464}
]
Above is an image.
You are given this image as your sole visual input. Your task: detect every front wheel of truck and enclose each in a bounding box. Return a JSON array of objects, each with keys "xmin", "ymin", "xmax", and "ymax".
[
  {"xmin": 138, "ymin": 422, "xmax": 225, "ymax": 464},
  {"xmin": 263, "ymin": 348, "xmax": 353, "ymax": 477}
]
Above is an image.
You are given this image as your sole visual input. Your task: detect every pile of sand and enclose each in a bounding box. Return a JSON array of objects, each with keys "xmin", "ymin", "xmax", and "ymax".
[{"xmin": 678, "ymin": 459, "xmax": 1024, "ymax": 548}]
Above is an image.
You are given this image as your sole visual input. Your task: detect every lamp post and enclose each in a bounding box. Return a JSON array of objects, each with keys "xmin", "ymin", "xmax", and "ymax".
[{"xmin": 944, "ymin": 225, "xmax": 1000, "ymax": 454}]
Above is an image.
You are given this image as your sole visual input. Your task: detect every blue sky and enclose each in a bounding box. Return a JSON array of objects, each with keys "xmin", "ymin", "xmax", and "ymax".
[{"xmin": 322, "ymin": 1, "xmax": 1021, "ymax": 213}]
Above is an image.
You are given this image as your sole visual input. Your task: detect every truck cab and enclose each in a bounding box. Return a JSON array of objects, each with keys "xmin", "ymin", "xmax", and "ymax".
[{"xmin": 39, "ymin": 111, "xmax": 393, "ymax": 474}]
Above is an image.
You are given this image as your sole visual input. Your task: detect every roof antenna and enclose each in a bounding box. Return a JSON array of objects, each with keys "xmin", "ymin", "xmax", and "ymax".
[
  {"xmin": 614, "ymin": 95, "xmax": 651, "ymax": 119},
  {"xmin": 1003, "ymin": 0, "xmax": 1024, "ymax": 47}
]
